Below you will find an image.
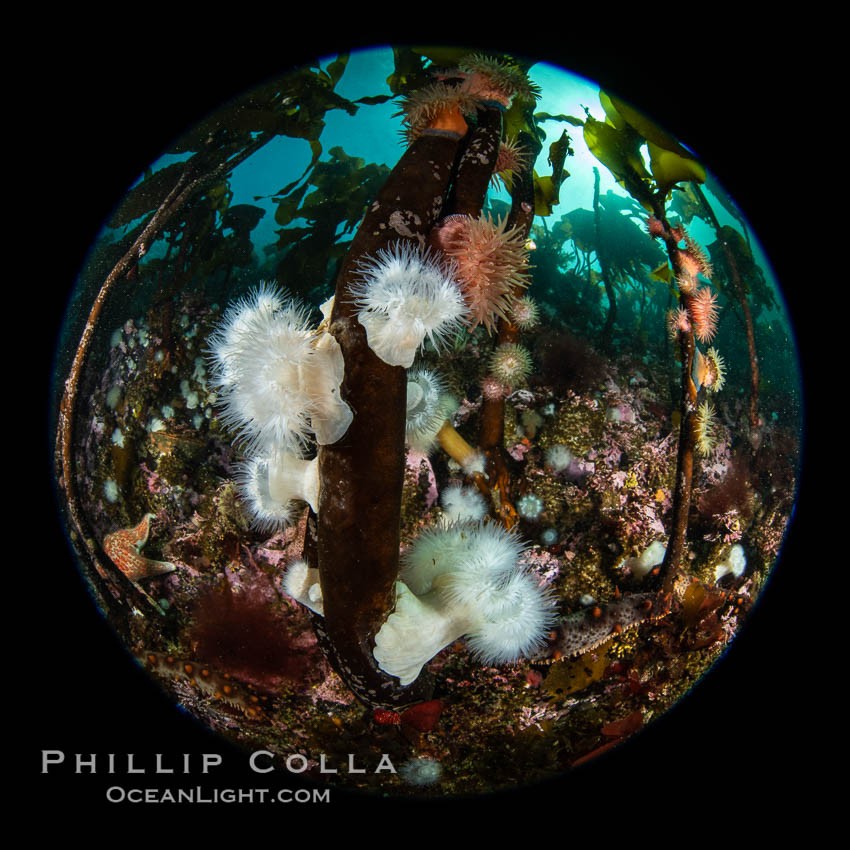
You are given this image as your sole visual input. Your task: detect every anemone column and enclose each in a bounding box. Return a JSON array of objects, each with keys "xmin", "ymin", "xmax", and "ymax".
[
  {"xmin": 315, "ymin": 132, "xmax": 463, "ymax": 708},
  {"xmin": 655, "ymin": 213, "xmax": 699, "ymax": 595},
  {"xmin": 477, "ymin": 129, "xmax": 539, "ymax": 528},
  {"xmin": 438, "ymin": 103, "xmax": 512, "ymax": 516}
]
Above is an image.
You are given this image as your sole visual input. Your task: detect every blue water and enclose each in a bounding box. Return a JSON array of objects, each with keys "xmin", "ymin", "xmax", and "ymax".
[{"xmin": 110, "ymin": 47, "xmax": 790, "ymax": 349}]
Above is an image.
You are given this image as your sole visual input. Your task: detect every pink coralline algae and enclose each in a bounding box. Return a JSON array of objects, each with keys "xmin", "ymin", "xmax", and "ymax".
[
  {"xmin": 508, "ymin": 441, "xmax": 530, "ymax": 461},
  {"xmin": 406, "ymin": 449, "xmax": 439, "ymax": 507},
  {"xmin": 309, "ymin": 673, "xmax": 357, "ymax": 708},
  {"xmin": 594, "ymin": 444, "xmax": 623, "ymax": 467},
  {"xmin": 140, "ymin": 463, "xmax": 165, "ymax": 494},
  {"xmin": 257, "ymin": 546, "xmax": 289, "ymax": 569},
  {"xmin": 702, "ymin": 509, "xmax": 744, "ymax": 544},
  {"xmin": 564, "ymin": 457, "xmax": 594, "ymax": 481},
  {"xmin": 519, "ymin": 548, "xmax": 562, "ymax": 587},
  {"xmin": 257, "ymin": 525, "xmax": 304, "ymax": 569},
  {"xmin": 611, "ymin": 471, "xmax": 629, "ymax": 491},
  {"xmin": 606, "ymin": 403, "xmax": 637, "ymax": 424},
  {"xmin": 622, "ymin": 502, "xmax": 667, "ymax": 541}
]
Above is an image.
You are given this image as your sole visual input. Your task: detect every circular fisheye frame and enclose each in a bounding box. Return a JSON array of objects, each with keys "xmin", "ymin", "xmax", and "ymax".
[{"xmin": 50, "ymin": 46, "xmax": 802, "ymax": 800}]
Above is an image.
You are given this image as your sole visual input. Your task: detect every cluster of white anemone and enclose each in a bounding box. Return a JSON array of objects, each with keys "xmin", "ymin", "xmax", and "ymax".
[
  {"xmin": 208, "ymin": 284, "xmax": 352, "ymax": 532},
  {"xmin": 350, "ymin": 241, "xmax": 465, "ymax": 369},
  {"xmin": 372, "ymin": 521, "xmax": 555, "ymax": 686}
]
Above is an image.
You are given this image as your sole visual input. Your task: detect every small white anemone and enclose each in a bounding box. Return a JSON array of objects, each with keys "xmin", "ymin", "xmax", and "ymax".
[
  {"xmin": 619, "ymin": 539, "xmax": 667, "ymax": 579},
  {"xmin": 545, "ymin": 444, "xmax": 573, "ymax": 473},
  {"xmin": 460, "ymin": 450, "xmax": 486, "ymax": 477},
  {"xmin": 234, "ymin": 450, "xmax": 319, "ymax": 533},
  {"xmin": 540, "ymin": 527, "xmax": 558, "ymax": 546},
  {"xmin": 350, "ymin": 241, "xmax": 465, "ymax": 368},
  {"xmin": 374, "ymin": 521, "xmax": 555, "ymax": 685},
  {"xmin": 399, "ymin": 757, "xmax": 442, "ymax": 787},
  {"xmin": 282, "ymin": 560, "xmax": 324, "ymax": 615},
  {"xmin": 405, "ymin": 367, "xmax": 454, "ymax": 452},
  {"xmin": 440, "ymin": 484, "xmax": 487, "ymax": 523},
  {"xmin": 516, "ymin": 492, "xmax": 544, "ymax": 520},
  {"xmin": 715, "ymin": 543, "xmax": 746, "ymax": 582}
]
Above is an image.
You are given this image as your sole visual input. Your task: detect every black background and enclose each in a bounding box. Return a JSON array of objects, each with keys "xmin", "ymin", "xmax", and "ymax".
[{"xmin": 31, "ymin": 20, "xmax": 815, "ymax": 824}]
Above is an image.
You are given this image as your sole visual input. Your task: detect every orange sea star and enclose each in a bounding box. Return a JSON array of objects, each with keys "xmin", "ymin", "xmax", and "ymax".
[{"xmin": 102, "ymin": 514, "xmax": 175, "ymax": 582}]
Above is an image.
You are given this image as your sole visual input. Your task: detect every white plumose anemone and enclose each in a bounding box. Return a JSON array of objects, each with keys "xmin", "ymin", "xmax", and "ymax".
[
  {"xmin": 282, "ymin": 560, "xmax": 324, "ymax": 615},
  {"xmin": 351, "ymin": 242, "xmax": 465, "ymax": 368},
  {"xmin": 400, "ymin": 521, "xmax": 522, "ymax": 596},
  {"xmin": 234, "ymin": 451, "xmax": 319, "ymax": 534},
  {"xmin": 714, "ymin": 543, "xmax": 746, "ymax": 582},
  {"xmin": 303, "ymin": 330, "xmax": 353, "ymax": 445},
  {"xmin": 207, "ymin": 282, "xmax": 286, "ymax": 391},
  {"xmin": 545, "ymin": 443, "xmax": 573, "ymax": 473},
  {"xmin": 208, "ymin": 284, "xmax": 353, "ymax": 531},
  {"xmin": 459, "ymin": 570, "xmax": 554, "ymax": 665},
  {"xmin": 440, "ymin": 483, "xmax": 487, "ymax": 523},
  {"xmin": 373, "ymin": 521, "xmax": 555, "ymax": 685},
  {"xmin": 405, "ymin": 367, "xmax": 455, "ymax": 452},
  {"xmin": 618, "ymin": 539, "xmax": 667, "ymax": 579},
  {"xmin": 217, "ymin": 304, "xmax": 316, "ymax": 455},
  {"xmin": 208, "ymin": 286, "xmax": 352, "ymax": 456}
]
